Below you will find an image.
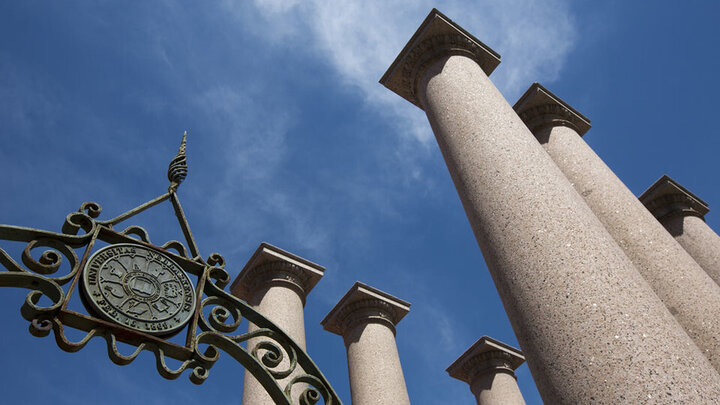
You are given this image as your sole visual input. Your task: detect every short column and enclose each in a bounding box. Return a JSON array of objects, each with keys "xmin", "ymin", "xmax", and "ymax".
[
  {"xmin": 380, "ymin": 9, "xmax": 720, "ymax": 402},
  {"xmin": 640, "ymin": 175, "xmax": 720, "ymax": 286},
  {"xmin": 230, "ymin": 243, "xmax": 324, "ymax": 405},
  {"xmin": 514, "ymin": 83, "xmax": 720, "ymax": 371},
  {"xmin": 321, "ymin": 282, "xmax": 411, "ymax": 405},
  {"xmin": 447, "ymin": 336, "xmax": 526, "ymax": 405}
]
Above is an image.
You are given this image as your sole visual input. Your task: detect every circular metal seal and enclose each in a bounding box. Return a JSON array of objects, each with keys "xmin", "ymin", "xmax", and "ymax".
[{"xmin": 81, "ymin": 243, "xmax": 196, "ymax": 335}]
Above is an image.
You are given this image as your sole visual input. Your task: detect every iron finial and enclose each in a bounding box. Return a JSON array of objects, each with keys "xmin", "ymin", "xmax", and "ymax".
[{"xmin": 168, "ymin": 131, "xmax": 189, "ymax": 191}]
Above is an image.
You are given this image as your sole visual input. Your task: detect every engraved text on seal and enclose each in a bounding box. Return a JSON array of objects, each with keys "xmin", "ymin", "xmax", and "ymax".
[{"xmin": 82, "ymin": 243, "xmax": 196, "ymax": 335}]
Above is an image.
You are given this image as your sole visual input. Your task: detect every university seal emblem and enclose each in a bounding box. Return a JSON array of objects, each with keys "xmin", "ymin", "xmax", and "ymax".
[{"xmin": 81, "ymin": 243, "xmax": 196, "ymax": 335}]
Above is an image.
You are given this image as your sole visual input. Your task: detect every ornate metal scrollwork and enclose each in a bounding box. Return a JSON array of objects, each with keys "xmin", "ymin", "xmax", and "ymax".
[{"xmin": 0, "ymin": 133, "xmax": 342, "ymax": 405}]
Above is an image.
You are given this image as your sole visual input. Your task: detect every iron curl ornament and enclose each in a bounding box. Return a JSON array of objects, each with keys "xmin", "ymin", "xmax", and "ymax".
[{"xmin": 0, "ymin": 133, "xmax": 342, "ymax": 405}]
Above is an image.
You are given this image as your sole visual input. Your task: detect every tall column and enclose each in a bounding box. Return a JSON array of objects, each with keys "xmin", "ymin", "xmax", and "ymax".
[
  {"xmin": 380, "ymin": 8, "xmax": 720, "ymax": 403},
  {"xmin": 640, "ymin": 175, "xmax": 720, "ymax": 286},
  {"xmin": 321, "ymin": 282, "xmax": 411, "ymax": 405},
  {"xmin": 447, "ymin": 336, "xmax": 526, "ymax": 405},
  {"xmin": 514, "ymin": 83, "xmax": 720, "ymax": 371},
  {"xmin": 230, "ymin": 242, "xmax": 324, "ymax": 405}
]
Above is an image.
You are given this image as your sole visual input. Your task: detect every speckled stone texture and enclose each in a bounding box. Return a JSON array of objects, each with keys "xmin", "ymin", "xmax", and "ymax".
[
  {"xmin": 380, "ymin": 9, "xmax": 720, "ymax": 403},
  {"xmin": 322, "ymin": 282, "xmax": 411, "ymax": 405},
  {"xmin": 230, "ymin": 243, "xmax": 324, "ymax": 405},
  {"xmin": 515, "ymin": 84, "xmax": 720, "ymax": 372},
  {"xmin": 640, "ymin": 175, "xmax": 720, "ymax": 287},
  {"xmin": 447, "ymin": 336, "xmax": 526, "ymax": 405}
]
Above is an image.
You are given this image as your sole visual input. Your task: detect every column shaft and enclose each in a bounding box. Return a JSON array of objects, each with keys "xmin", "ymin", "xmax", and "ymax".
[
  {"xmin": 242, "ymin": 285, "xmax": 306, "ymax": 405},
  {"xmin": 248, "ymin": 284, "xmax": 307, "ymax": 347},
  {"xmin": 528, "ymin": 123, "xmax": 720, "ymax": 369},
  {"xmin": 663, "ymin": 214, "xmax": 720, "ymax": 285},
  {"xmin": 344, "ymin": 322, "xmax": 411, "ymax": 405},
  {"xmin": 639, "ymin": 175, "xmax": 720, "ymax": 288},
  {"xmin": 322, "ymin": 282, "xmax": 411, "ymax": 405},
  {"xmin": 230, "ymin": 243, "xmax": 324, "ymax": 405},
  {"xmin": 416, "ymin": 54, "xmax": 720, "ymax": 402},
  {"xmin": 471, "ymin": 372, "xmax": 525, "ymax": 405},
  {"xmin": 447, "ymin": 336, "xmax": 526, "ymax": 405}
]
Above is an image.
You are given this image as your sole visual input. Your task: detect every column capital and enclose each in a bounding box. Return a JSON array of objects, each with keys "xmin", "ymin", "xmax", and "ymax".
[
  {"xmin": 513, "ymin": 82, "xmax": 591, "ymax": 136},
  {"xmin": 230, "ymin": 242, "xmax": 324, "ymax": 305},
  {"xmin": 447, "ymin": 336, "xmax": 525, "ymax": 385},
  {"xmin": 321, "ymin": 282, "xmax": 410, "ymax": 337},
  {"xmin": 639, "ymin": 175, "xmax": 709, "ymax": 221},
  {"xmin": 379, "ymin": 8, "xmax": 500, "ymax": 110}
]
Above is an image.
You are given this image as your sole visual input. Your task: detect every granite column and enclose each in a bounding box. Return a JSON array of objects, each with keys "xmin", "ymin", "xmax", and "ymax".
[
  {"xmin": 380, "ymin": 9, "xmax": 720, "ymax": 402},
  {"xmin": 514, "ymin": 83, "xmax": 720, "ymax": 370},
  {"xmin": 447, "ymin": 336, "xmax": 526, "ymax": 405},
  {"xmin": 230, "ymin": 243, "xmax": 324, "ymax": 405},
  {"xmin": 640, "ymin": 175, "xmax": 720, "ymax": 286},
  {"xmin": 322, "ymin": 282, "xmax": 411, "ymax": 405}
]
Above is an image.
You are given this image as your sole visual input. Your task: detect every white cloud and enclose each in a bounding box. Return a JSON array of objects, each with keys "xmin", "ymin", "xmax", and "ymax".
[
  {"xmin": 191, "ymin": 86, "xmax": 296, "ymax": 245},
  {"xmin": 0, "ymin": 0, "xmax": 577, "ymax": 269},
  {"xmin": 458, "ymin": 0, "xmax": 577, "ymax": 95},
  {"xmin": 195, "ymin": 0, "xmax": 577, "ymax": 264},
  {"xmin": 188, "ymin": 85, "xmax": 333, "ymax": 261},
  {"xmin": 224, "ymin": 0, "xmax": 576, "ymax": 144}
]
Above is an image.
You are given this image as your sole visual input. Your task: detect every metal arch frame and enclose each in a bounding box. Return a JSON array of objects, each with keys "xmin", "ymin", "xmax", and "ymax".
[{"xmin": 0, "ymin": 133, "xmax": 342, "ymax": 405}]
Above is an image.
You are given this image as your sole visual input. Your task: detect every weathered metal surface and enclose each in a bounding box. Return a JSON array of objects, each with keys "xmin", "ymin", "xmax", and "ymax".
[
  {"xmin": 168, "ymin": 131, "xmax": 188, "ymax": 191},
  {"xmin": 0, "ymin": 133, "xmax": 341, "ymax": 404},
  {"xmin": 81, "ymin": 243, "xmax": 196, "ymax": 335}
]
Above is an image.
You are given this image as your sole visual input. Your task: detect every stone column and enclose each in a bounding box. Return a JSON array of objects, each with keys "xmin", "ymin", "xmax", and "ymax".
[
  {"xmin": 379, "ymin": 8, "xmax": 720, "ymax": 402},
  {"xmin": 514, "ymin": 83, "xmax": 720, "ymax": 371},
  {"xmin": 321, "ymin": 282, "xmax": 411, "ymax": 405},
  {"xmin": 447, "ymin": 336, "xmax": 526, "ymax": 405},
  {"xmin": 230, "ymin": 242, "xmax": 324, "ymax": 405},
  {"xmin": 640, "ymin": 175, "xmax": 720, "ymax": 286}
]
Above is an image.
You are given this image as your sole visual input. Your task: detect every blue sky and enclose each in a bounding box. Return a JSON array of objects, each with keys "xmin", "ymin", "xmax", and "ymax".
[{"xmin": 1, "ymin": 1, "xmax": 719, "ymax": 404}]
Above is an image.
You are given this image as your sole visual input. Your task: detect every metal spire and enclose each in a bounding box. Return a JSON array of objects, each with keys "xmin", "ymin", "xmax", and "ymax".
[{"xmin": 168, "ymin": 131, "xmax": 188, "ymax": 191}]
